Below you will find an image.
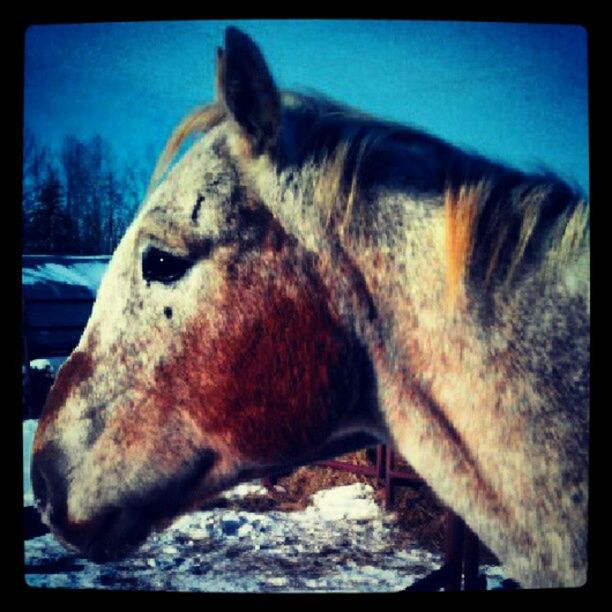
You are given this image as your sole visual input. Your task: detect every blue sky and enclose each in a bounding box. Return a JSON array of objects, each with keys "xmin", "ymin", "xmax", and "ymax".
[{"xmin": 23, "ymin": 19, "xmax": 589, "ymax": 195}]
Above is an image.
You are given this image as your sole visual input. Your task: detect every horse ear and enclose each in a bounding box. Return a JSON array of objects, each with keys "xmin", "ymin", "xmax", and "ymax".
[
  {"xmin": 218, "ymin": 27, "xmax": 281, "ymax": 156},
  {"xmin": 215, "ymin": 47, "xmax": 226, "ymax": 101}
]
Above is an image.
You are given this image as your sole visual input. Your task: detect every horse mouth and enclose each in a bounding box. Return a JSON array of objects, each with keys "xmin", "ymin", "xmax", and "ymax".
[
  {"xmin": 82, "ymin": 507, "xmax": 155, "ymax": 562},
  {"xmin": 47, "ymin": 449, "xmax": 218, "ymax": 563},
  {"xmin": 42, "ymin": 504, "xmax": 157, "ymax": 563}
]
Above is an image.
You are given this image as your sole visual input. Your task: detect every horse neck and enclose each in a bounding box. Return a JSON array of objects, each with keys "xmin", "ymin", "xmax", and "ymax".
[
  {"xmin": 340, "ymin": 185, "xmax": 589, "ymax": 587},
  {"xmin": 252, "ymin": 154, "xmax": 471, "ymax": 372},
  {"xmin": 337, "ymin": 189, "xmax": 460, "ymax": 362},
  {"xmin": 254, "ymin": 149, "xmax": 588, "ymax": 586}
]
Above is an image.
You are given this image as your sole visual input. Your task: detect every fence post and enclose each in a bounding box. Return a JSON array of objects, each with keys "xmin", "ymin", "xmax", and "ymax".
[
  {"xmin": 462, "ymin": 524, "xmax": 481, "ymax": 591},
  {"xmin": 22, "ymin": 330, "xmax": 33, "ymax": 420},
  {"xmin": 384, "ymin": 445, "xmax": 395, "ymax": 510},
  {"xmin": 376, "ymin": 444, "xmax": 386, "ymax": 485},
  {"xmin": 443, "ymin": 510, "xmax": 465, "ymax": 591},
  {"xmin": 262, "ymin": 476, "xmax": 277, "ymax": 492}
]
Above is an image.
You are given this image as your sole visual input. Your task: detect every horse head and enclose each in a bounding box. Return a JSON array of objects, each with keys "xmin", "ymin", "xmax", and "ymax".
[{"xmin": 31, "ymin": 27, "xmax": 383, "ymax": 562}]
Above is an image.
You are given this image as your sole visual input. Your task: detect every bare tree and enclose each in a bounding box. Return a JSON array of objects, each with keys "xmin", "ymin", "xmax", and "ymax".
[
  {"xmin": 25, "ymin": 166, "xmax": 71, "ymax": 254},
  {"xmin": 24, "ymin": 132, "xmax": 151, "ymax": 255},
  {"xmin": 22, "ymin": 129, "xmax": 52, "ymax": 215}
]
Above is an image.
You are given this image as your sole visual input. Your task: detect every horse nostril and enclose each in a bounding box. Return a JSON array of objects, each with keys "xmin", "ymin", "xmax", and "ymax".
[
  {"xmin": 30, "ymin": 445, "xmax": 69, "ymax": 524},
  {"xmin": 30, "ymin": 456, "xmax": 49, "ymax": 511}
]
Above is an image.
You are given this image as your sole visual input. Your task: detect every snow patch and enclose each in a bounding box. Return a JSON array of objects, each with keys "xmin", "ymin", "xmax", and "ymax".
[
  {"xmin": 29, "ymin": 359, "xmax": 53, "ymax": 372},
  {"xmin": 22, "ymin": 261, "xmax": 108, "ymax": 294},
  {"xmin": 221, "ymin": 482, "xmax": 268, "ymax": 499},
  {"xmin": 306, "ymin": 483, "xmax": 380, "ymax": 521},
  {"xmin": 23, "ymin": 419, "xmax": 38, "ymax": 507}
]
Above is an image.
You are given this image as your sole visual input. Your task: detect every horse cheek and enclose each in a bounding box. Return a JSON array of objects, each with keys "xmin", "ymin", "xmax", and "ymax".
[
  {"xmin": 169, "ymin": 274, "xmax": 347, "ymax": 465},
  {"xmin": 227, "ymin": 292, "xmax": 344, "ymax": 461}
]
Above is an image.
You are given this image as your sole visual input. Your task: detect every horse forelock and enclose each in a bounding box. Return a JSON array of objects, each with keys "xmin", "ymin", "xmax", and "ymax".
[{"xmin": 147, "ymin": 102, "xmax": 227, "ymax": 198}]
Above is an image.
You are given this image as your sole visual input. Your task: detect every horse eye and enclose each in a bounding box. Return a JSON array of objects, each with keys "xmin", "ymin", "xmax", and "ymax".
[{"xmin": 142, "ymin": 247, "xmax": 194, "ymax": 284}]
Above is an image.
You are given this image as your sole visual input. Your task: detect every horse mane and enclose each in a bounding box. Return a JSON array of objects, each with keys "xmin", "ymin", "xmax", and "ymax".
[
  {"xmin": 147, "ymin": 102, "xmax": 227, "ymax": 197},
  {"xmin": 150, "ymin": 91, "xmax": 589, "ymax": 306},
  {"xmin": 283, "ymin": 92, "xmax": 588, "ymax": 302},
  {"xmin": 441, "ymin": 177, "xmax": 589, "ymax": 309}
]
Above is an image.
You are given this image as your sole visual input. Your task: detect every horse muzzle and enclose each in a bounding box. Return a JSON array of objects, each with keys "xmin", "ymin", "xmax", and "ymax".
[{"xmin": 31, "ymin": 442, "xmax": 218, "ymax": 562}]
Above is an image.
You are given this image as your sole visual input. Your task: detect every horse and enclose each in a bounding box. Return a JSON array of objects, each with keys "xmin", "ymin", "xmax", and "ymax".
[{"xmin": 30, "ymin": 26, "xmax": 589, "ymax": 589}]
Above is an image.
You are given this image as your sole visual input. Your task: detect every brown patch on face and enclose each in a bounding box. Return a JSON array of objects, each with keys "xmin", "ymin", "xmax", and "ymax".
[
  {"xmin": 34, "ymin": 337, "xmax": 97, "ymax": 452},
  {"xmin": 152, "ymin": 236, "xmax": 357, "ymax": 464}
]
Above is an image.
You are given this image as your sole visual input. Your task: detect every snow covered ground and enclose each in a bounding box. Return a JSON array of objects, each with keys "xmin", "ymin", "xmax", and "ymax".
[
  {"xmin": 23, "ymin": 420, "xmax": 507, "ymax": 592},
  {"xmin": 22, "ymin": 256, "xmax": 109, "ymax": 295}
]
